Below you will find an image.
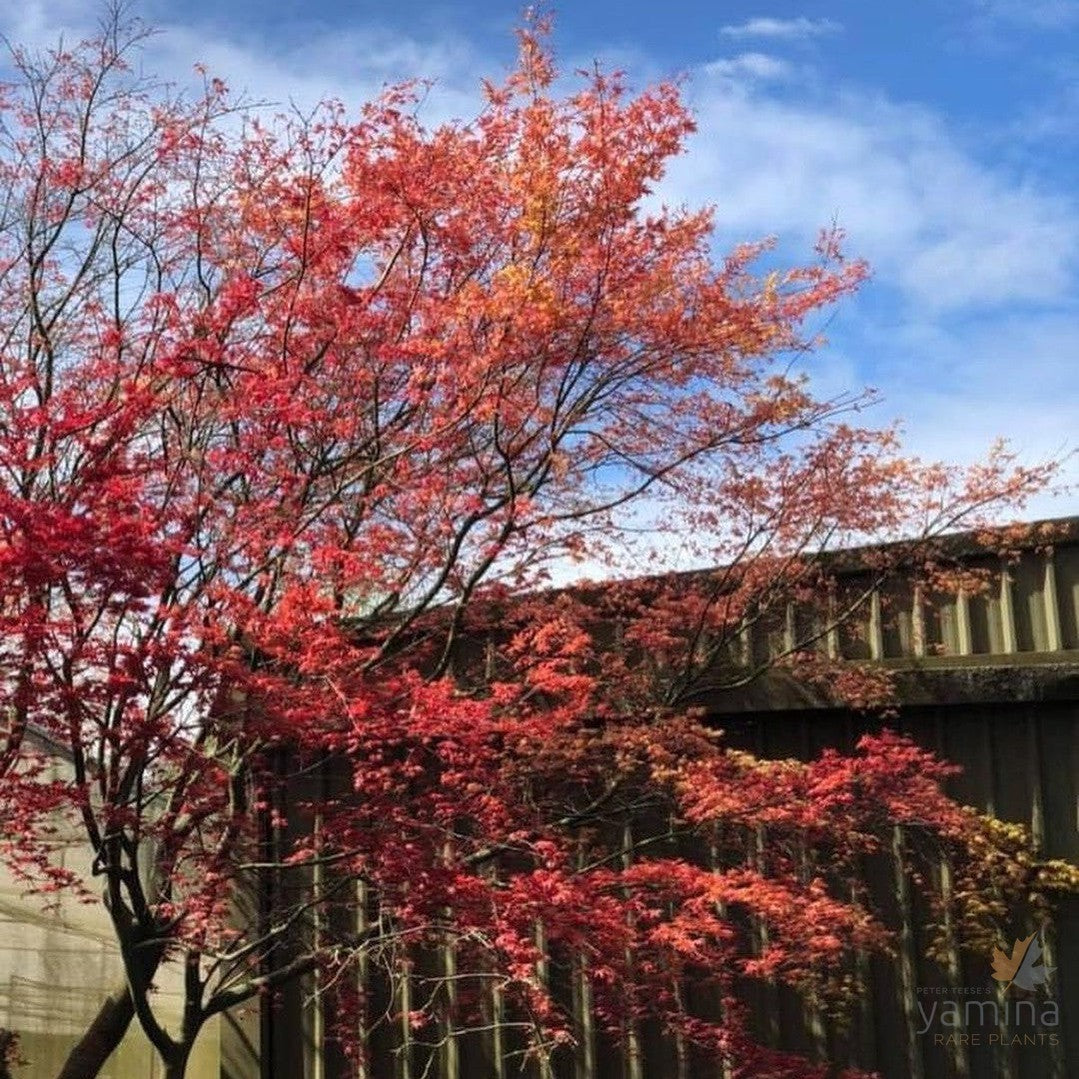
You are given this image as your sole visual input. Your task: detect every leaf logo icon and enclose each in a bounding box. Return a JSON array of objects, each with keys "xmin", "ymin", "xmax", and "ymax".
[{"xmin": 991, "ymin": 931, "xmax": 1054, "ymax": 993}]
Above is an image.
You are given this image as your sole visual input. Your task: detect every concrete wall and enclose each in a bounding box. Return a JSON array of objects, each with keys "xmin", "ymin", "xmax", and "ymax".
[{"xmin": 0, "ymin": 749, "xmax": 223, "ymax": 1079}]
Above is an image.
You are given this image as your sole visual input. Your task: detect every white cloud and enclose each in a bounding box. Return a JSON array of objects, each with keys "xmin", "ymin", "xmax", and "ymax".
[
  {"xmin": 867, "ymin": 314, "xmax": 1079, "ymax": 517},
  {"xmin": 661, "ymin": 71, "xmax": 1079, "ymax": 313},
  {"xmin": 146, "ymin": 22, "xmax": 481, "ymax": 120},
  {"xmin": 0, "ymin": 4, "xmax": 484, "ymax": 127},
  {"xmin": 652, "ymin": 57, "xmax": 1079, "ymax": 517},
  {"xmin": 975, "ymin": 1, "xmax": 1079, "ymax": 28},
  {"xmin": 136, "ymin": 22, "xmax": 482, "ymax": 135},
  {"xmin": 0, "ymin": 0, "xmax": 106, "ymax": 79},
  {"xmin": 702, "ymin": 52, "xmax": 794, "ymax": 83},
  {"xmin": 720, "ymin": 17, "xmax": 842, "ymax": 40}
]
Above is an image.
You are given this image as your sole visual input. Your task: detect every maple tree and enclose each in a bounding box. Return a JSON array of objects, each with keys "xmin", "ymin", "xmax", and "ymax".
[{"xmin": 0, "ymin": 11, "xmax": 1067, "ymax": 1079}]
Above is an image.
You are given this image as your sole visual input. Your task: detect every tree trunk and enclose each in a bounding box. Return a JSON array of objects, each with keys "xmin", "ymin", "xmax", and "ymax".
[
  {"xmin": 163, "ymin": 1047, "xmax": 191, "ymax": 1079},
  {"xmin": 56, "ymin": 984, "xmax": 134, "ymax": 1079}
]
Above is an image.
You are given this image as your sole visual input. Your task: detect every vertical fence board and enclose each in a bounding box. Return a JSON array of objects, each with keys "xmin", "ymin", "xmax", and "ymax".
[{"xmin": 298, "ymin": 677, "xmax": 1077, "ymax": 1079}]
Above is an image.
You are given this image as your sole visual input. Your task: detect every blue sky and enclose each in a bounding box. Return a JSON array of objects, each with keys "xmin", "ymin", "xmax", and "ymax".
[{"xmin": 6, "ymin": 1, "xmax": 1078, "ymax": 520}]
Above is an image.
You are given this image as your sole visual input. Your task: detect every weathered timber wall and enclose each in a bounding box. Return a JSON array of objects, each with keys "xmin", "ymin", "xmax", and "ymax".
[
  {"xmin": 718, "ymin": 697, "xmax": 1078, "ymax": 1079},
  {"xmin": 264, "ymin": 531, "xmax": 1079, "ymax": 1079}
]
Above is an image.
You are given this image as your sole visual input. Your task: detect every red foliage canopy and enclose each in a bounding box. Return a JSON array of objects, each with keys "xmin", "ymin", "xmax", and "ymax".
[{"xmin": 0, "ymin": 15, "xmax": 1060, "ymax": 1079}]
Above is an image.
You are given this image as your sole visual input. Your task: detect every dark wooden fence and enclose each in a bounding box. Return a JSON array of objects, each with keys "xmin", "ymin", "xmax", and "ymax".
[
  {"xmin": 234, "ymin": 526, "xmax": 1079, "ymax": 1079},
  {"xmin": 719, "ymin": 698, "xmax": 1078, "ymax": 1079}
]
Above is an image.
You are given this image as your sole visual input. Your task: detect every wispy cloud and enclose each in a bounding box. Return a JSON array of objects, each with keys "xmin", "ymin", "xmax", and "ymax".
[
  {"xmin": 853, "ymin": 313, "xmax": 1078, "ymax": 514},
  {"xmin": 146, "ymin": 21, "xmax": 481, "ymax": 121},
  {"xmin": 0, "ymin": 0, "xmax": 95, "ymax": 55},
  {"xmin": 662, "ymin": 68, "xmax": 1079, "ymax": 314},
  {"xmin": 0, "ymin": 3, "xmax": 484, "ymax": 125},
  {"xmin": 702, "ymin": 52, "xmax": 794, "ymax": 83},
  {"xmin": 720, "ymin": 16, "xmax": 842, "ymax": 41},
  {"xmin": 975, "ymin": 0, "xmax": 1079, "ymax": 29}
]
